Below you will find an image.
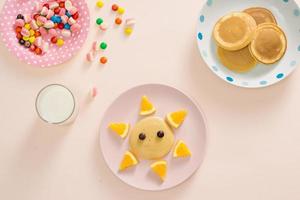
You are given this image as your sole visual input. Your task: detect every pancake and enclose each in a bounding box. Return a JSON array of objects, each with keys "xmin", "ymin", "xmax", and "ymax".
[
  {"xmin": 217, "ymin": 46, "xmax": 257, "ymax": 73},
  {"xmin": 129, "ymin": 117, "xmax": 174, "ymax": 160},
  {"xmin": 244, "ymin": 7, "xmax": 277, "ymax": 25},
  {"xmin": 213, "ymin": 12, "xmax": 257, "ymax": 51},
  {"xmin": 249, "ymin": 23, "xmax": 287, "ymax": 64}
]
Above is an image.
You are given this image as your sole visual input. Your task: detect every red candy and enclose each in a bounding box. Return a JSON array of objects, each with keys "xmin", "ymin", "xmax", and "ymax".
[
  {"xmin": 112, "ymin": 4, "xmax": 118, "ymax": 11},
  {"xmin": 72, "ymin": 12, "xmax": 79, "ymax": 20},
  {"xmin": 30, "ymin": 45, "xmax": 36, "ymax": 52},
  {"xmin": 51, "ymin": 36, "xmax": 58, "ymax": 44},
  {"xmin": 59, "ymin": 2, "xmax": 65, "ymax": 8},
  {"xmin": 54, "ymin": 7, "xmax": 60, "ymax": 14},
  {"xmin": 33, "ymin": 14, "xmax": 40, "ymax": 20},
  {"xmin": 43, "ymin": 3, "xmax": 49, "ymax": 9},
  {"xmin": 58, "ymin": 23, "xmax": 64, "ymax": 29},
  {"xmin": 35, "ymin": 47, "xmax": 42, "ymax": 55}
]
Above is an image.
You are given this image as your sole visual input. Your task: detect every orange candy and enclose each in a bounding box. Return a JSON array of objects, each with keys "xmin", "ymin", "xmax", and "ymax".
[
  {"xmin": 35, "ymin": 47, "xmax": 42, "ymax": 55},
  {"xmin": 35, "ymin": 31, "xmax": 41, "ymax": 37},
  {"xmin": 115, "ymin": 17, "xmax": 122, "ymax": 25},
  {"xmin": 15, "ymin": 26, "xmax": 22, "ymax": 33},
  {"xmin": 100, "ymin": 56, "xmax": 107, "ymax": 64}
]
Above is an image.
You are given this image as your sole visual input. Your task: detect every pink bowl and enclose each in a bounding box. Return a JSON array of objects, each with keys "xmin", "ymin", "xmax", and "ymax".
[{"xmin": 0, "ymin": 0, "xmax": 90, "ymax": 67}]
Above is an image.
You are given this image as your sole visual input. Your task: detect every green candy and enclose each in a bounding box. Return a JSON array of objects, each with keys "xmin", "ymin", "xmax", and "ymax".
[
  {"xmin": 96, "ymin": 18, "xmax": 103, "ymax": 25},
  {"xmin": 100, "ymin": 42, "xmax": 107, "ymax": 50}
]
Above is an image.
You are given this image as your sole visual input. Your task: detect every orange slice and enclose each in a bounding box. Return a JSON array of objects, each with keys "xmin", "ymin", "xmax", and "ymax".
[
  {"xmin": 119, "ymin": 151, "xmax": 138, "ymax": 171},
  {"xmin": 108, "ymin": 123, "xmax": 130, "ymax": 138},
  {"xmin": 140, "ymin": 96, "xmax": 156, "ymax": 116},
  {"xmin": 173, "ymin": 140, "xmax": 191, "ymax": 158},
  {"xmin": 166, "ymin": 110, "xmax": 188, "ymax": 129},
  {"xmin": 150, "ymin": 160, "xmax": 167, "ymax": 181}
]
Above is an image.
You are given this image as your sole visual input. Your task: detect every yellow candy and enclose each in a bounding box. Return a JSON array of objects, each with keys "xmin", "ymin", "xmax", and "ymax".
[
  {"xmin": 117, "ymin": 7, "xmax": 125, "ymax": 15},
  {"xmin": 96, "ymin": 1, "xmax": 104, "ymax": 8},
  {"xmin": 56, "ymin": 38, "xmax": 64, "ymax": 47},
  {"xmin": 124, "ymin": 27, "xmax": 133, "ymax": 35},
  {"xmin": 29, "ymin": 36, "xmax": 36, "ymax": 44},
  {"xmin": 24, "ymin": 23, "xmax": 31, "ymax": 30},
  {"xmin": 23, "ymin": 36, "xmax": 29, "ymax": 41},
  {"xmin": 29, "ymin": 29, "xmax": 35, "ymax": 36}
]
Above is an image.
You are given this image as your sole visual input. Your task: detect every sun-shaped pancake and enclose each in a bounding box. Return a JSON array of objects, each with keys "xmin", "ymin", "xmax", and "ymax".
[{"xmin": 108, "ymin": 96, "xmax": 191, "ymax": 181}]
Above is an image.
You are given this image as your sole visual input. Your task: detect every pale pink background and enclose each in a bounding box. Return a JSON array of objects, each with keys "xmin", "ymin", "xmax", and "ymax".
[{"xmin": 0, "ymin": 0, "xmax": 300, "ymax": 199}]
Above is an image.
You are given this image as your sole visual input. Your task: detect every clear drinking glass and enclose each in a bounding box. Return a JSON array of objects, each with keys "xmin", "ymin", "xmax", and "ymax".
[{"xmin": 35, "ymin": 84, "xmax": 78, "ymax": 125}]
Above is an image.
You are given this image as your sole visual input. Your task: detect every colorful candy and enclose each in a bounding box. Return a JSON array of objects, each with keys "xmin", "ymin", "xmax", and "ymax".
[
  {"xmin": 14, "ymin": 0, "xmax": 81, "ymax": 55},
  {"xmin": 117, "ymin": 7, "xmax": 125, "ymax": 15},
  {"xmin": 90, "ymin": 87, "xmax": 98, "ymax": 98},
  {"xmin": 115, "ymin": 17, "xmax": 122, "ymax": 25},
  {"xmin": 96, "ymin": 18, "xmax": 103, "ymax": 25},
  {"xmin": 112, "ymin": 4, "xmax": 119, "ymax": 11},
  {"xmin": 100, "ymin": 56, "xmax": 107, "ymax": 64},
  {"xmin": 96, "ymin": 1, "xmax": 104, "ymax": 8},
  {"xmin": 100, "ymin": 42, "xmax": 107, "ymax": 50},
  {"xmin": 124, "ymin": 27, "xmax": 133, "ymax": 35}
]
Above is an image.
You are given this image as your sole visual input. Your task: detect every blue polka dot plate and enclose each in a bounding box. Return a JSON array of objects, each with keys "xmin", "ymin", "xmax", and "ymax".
[{"xmin": 196, "ymin": 0, "xmax": 300, "ymax": 88}]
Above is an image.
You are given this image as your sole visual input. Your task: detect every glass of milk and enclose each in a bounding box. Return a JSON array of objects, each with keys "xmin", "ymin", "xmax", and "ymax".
[{"xmin": 35, "ymin": 84, "xmax": 78, "ymax": 125}]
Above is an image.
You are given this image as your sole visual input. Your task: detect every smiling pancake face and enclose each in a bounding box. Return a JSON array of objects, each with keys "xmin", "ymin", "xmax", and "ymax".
[
  {"xmin": 244, "ymin": 7, "xmax": 277, "ymax": 25},
  {"xmin": 129, "ymin": 117, "xmax": 174, "ymax": 160}
]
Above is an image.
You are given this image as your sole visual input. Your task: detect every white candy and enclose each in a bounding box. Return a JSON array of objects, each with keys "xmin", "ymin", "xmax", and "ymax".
[
  {"xmin": 125, "ymin": 18, "xmax": 136, "ymax": 26},
  {"xmin": 44, "ymin": 21, "xmax": 54, "ymax": 29},
  {"xmin": 49, "ymin": 2, "xmax": 59, "ymax": 10},
  {"xmin": 40, "ymin": 7, "xmax": 48, "ymax": 16},
  {"xmin": 65, "ymin": 0, "xmax": 73, "ymax": 10},
  {"xmin": 30, "ymin": 20, "xmax": 39, "ymax": 30},
  {"xmin": 61, "ymin": 29, "xmax": 72, "ymax": 38},
  {"xmin": 68, "ymin": 17, "xmax": 76, "ymax": 25},
  {"xmin": 34, "ymin": 37, "xmax": 42, "ymax": 47}
]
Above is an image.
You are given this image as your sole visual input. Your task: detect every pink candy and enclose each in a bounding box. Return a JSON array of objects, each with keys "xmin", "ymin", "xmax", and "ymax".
[
  {"xmin": 34, "ymin": 2, "xmax": 43, "ymax": 13},
  {"xmin": 69, "ymin": 7, "xmax": 78, "ymax": 15},
  {"xmin": 48, "ymin": 28, "xmax": 57, "ymax": 37},
  {"xmin": 37, "ymin": 16, "xmax": 47, "ymax": 24},
  {"xmin": 86, "ymin": 52, "xmax": 94, "ymax": 62},
  {"xmin": 39, "ymin": 27, "xmax": 47, "ymax": 36},
  {"xmin": 15, "ymin": 19, "xmax": 25, "ymax": 27},
  {"xmin": 90, "ymin": 87, "xmax": 98, "ymax": 98},
  {"xmin": 92, "ymin": 41, "xmax": 98, "ymax": 51},
  {"xmin": 21, "ymin": 28, "xmax": 30, "ymax": 37},
  {"xmin": 24, "ymin": 14, "xmax": 32, "ymax": 23}
]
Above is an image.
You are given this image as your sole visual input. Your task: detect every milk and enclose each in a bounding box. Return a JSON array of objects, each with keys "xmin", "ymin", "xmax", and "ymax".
[{"xmin": 36, "ymin": 84, "xmax": 77, "ymax": 125}]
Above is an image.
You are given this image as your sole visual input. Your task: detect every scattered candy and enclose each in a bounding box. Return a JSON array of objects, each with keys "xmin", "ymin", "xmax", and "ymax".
[
  {"xmin": 100, "ymin": 42, "xmax": 107, "ymax": 50},
  {"xmin": 56, "ymin": 38, "xmax": 64, "ymax": 47},
  {"xmin": 99, "ymin": 23, "xmax": 108, "ymax": 31},
  {"xmin": 86, "ymin": 52, "xmax": 94, "ymax": 62},
  {"xmin": 125, "ymin": 18, "xmax": 136, "ymax": 26},
  {"xmin": 96, "ymin": 1, "xmax": 104, "ymax": 8},
  {"xmin": 115, "ymin": 17, "xmax": 122, "ymax": 25},
  {"xmin": 96, "ymin": 18, "xmax": 103, "ymax": 25},
  {"xmin": 124, "ymin": 27, "xmax": 133, "ymax": 36},
  {"xmin": 112, "ymin": 4, "xmax": 119, "ymax": 11},
  {"xmin": 90, "ymin": 87, "xmax": 98, "ymax": 98},
  {"xmin": 117, "ymin": 7, "xmax": 125, "ymax": 15},
  {"xmin": 100, "ymin": 56, "xmax": 107, "ymax": 64},
  {"xmin": 92, "ymin": 41, "xmax": 98, "ymax": 51}
]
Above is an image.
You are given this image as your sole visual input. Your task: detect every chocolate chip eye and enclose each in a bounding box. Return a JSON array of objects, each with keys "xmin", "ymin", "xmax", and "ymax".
[
  {"xmin": 139, "ymin": 133, "xmax": 146, "ymax": 140},
  {"xmin": 157, "ymin": 131, "xmax": 164, "ymax": 138}
]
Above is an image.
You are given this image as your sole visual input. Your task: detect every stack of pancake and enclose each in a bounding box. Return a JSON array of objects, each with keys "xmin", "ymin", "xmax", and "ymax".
[{"xmin": 213, "ymin": 7, "xmax": 287, "ymax": 73}]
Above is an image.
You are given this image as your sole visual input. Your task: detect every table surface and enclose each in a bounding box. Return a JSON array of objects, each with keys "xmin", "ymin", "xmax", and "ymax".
[{"xmin": 1, "ymin": 0, "xmax": 300, "ymax": 199}]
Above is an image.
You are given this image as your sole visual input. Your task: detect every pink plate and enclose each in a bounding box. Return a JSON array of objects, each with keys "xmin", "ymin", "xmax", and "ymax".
[
  {"xmin": 0, "ymin": 0, "xmax": 90, "ymax": 67},
  {"xmin": 99, "ymin": 84, "xmax": 207, "ymax": 191}
]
